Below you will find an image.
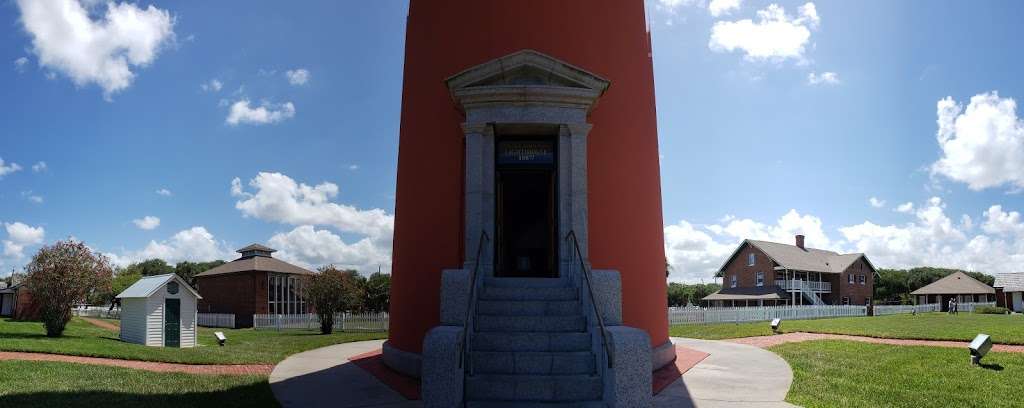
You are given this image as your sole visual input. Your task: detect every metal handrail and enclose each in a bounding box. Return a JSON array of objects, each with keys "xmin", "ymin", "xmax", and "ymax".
[
  {"xmin": 458, "ymin": 230, "xmax": 490, "ymax": 369},
  {"xmin": 565, "ymin": 230, "xmax": 613, "ymax": 368}
]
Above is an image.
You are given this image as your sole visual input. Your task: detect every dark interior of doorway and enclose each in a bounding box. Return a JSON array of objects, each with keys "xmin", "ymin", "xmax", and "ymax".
[{"xmin": 495, "ymin": 138, "xmax": 557, "ymax": 278}]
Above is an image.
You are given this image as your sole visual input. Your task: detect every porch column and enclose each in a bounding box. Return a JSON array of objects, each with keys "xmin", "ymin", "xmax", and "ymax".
[{"xmin": 558, "ymin": 123, "xmax": 592, "ymax": 271}]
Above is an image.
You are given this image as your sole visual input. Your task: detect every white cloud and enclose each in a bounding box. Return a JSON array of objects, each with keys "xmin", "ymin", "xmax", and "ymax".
[
  {"xmin": 895, "ymin": 202, "xmax": 915, "ymax": 213},
  {"xmin": 200, "ymin": 78, "xmax": 222, "ymax": 92},
  {"xmin": 708, "ymin": 0, "xmax": 741, "ymax": 17},
  {"xmin": 709, "ymin": 2, "xmax": 820, "ymax": 62},
  {"xmin": 156, "ymin": 188, "xmax": 172, "ymax": 197},
  {"xmin": 226, "ymin": 99, "xmax": 296, "ymax": 126},
  {"xmin": 931, "ymin": 92, "xmax": 1024, "ymax": 191},
  {"xmin": 232, "ymin": 172, "xmax": 394, "ymax": 241},
  {"xmin": 31, "ymin": 161, "xmax": 47, "ymax": 172},
  {"xmin": 982, "ymin": 205, "xmax": 1024, "ymax": 236},
  {"xmin": 3, "ymin": 222, "xmax": 45, "ymax": 259},
  {"xmin": 285, "ymin": 68, "xmax": 310, "ymax": 86},
  {"xmin": 15, "ymin": 0, "xmax": 176, "ymax": 98},
  {"xmin": 664, "ymin": 220, "xmax": 735, "ymax": 282},
  {"xmin": 268, "ymin": 225, "xmax": 390, "ymax": 274},
  {"xmin": 348, "ymin": 164, "xmax": 359, "ymax": 171},
  {"xmin": 868, "ymin": 197, "xmax": 886, "ymax": 208},
  {"xmin": 14, "ymin": 57, "xmax": 29, "ymax": 72},
  {"xmin": 21, "ymin": 191, "xmax": 43, "ymax": 204},
  {"xmin": 808, "ymin": 71, "xmax": 840, "ymax": 85},
  {"xmin": 0, "ymin": 158, "xmax": 23, "ymax": 178},
  {"xmin": 132, "ymin": 215, "xmax": 160, "ymax": 230},
  {"xmin": 106, "ymin": 226, "xmax": 233, "ymax": 266}
]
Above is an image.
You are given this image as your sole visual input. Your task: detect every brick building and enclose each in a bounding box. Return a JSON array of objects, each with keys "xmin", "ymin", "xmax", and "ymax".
[
  {"xmin": 703, "ymin": 235, "xmax": 877, "ymax": 307},
  {"xmin": 194, "ymin": 244, "xmax": 314, "ymax": 328}
]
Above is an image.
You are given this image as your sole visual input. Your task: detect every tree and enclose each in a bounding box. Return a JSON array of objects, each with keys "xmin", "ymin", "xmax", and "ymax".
[
  {"xmin": 124, "ymin": 259, "xmax": 174, "ymax": 277},
  {"xmin": 111, "ymin": 268, "xmax": 143, "ymax": 298},
  {"xmin": 25, "ymin": 240, "xmax": 113, "ymax": 337},
  {"xmin": 303, "ymin": 266, "xmax": 364, "ymax": 334},
  {"xmin": 364, "ymin": 272, "xmax": 391, "ymax": 312},
  {"xmin": 174, "ymin": 260, "xmax": 226, "ymax": 285}
]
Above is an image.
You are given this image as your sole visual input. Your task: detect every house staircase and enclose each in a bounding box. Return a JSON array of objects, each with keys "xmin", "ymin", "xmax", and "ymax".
[
  {"xmin": 797, "ymin": 282, "xmax": 826, "ymax": 306},
  {"xmin": 462, "ymin": 278, "xmax": 606, "ymax": 407}
]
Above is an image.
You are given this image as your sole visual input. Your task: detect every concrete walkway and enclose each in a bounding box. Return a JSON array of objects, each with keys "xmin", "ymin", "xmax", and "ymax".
[
  {"xmin": 270, "ymin": 339, "xmax": 421, "ymax": 408},
  {"xmin": 655, "ymin": 338, "xmax": 796, "ymax": 408},
  {"xmin": 271, "ymin": 338, "xmax": 796, "ymax": 408},
  {"xmin": 730, "ymin": 332, "xmax": 1024, "ymax": 353}
]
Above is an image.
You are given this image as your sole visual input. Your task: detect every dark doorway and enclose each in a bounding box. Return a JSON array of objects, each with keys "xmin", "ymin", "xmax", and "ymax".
[
  {"xmin": 164, "ymin": 298, "xmax": 180, "ymax": 347},
  {"xmin": 495, "ymin": 139, "xmax": 557, "ymax": 278}
]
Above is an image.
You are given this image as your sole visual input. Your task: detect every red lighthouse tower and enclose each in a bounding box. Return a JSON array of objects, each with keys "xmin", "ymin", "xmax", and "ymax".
[{"xmin": 385, "ymin": 1, "xmax": 669, "ymax": 405}]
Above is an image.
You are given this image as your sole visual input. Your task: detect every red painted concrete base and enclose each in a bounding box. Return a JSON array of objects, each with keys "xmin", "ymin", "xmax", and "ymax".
[
  {"xmin": 351, "ymin": 346, "xmax": 708, "ymax": 400},
  {"xmin": 652, "ymin": 346, "xmax": 710, "ymax": 395},
  {"xmin": 349, "ymin": 349, "xmax": 421, "ymax": 400}
]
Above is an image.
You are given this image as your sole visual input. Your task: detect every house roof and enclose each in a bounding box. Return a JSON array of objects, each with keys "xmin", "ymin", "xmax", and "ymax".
[
  {"xmin": 994, "ymin": 272, "xmax": 1024, "ymax": 292},
  {"xmin": 116, "ymin": 274, "xmax": 202, "ymax": 299},
  {"xmin": 195, "ymin": 256, "xmax": 314, "ymax": 278},
  {"xmin": 702, "ymin": 286, "xmax": 786, "ymax": 301},
  {"xmin": 0, "ymin": 283, "xmax": 22, "ymax": 294},
  {"xmin": 910, "ymin": 271, "xmax": 994, "ymax": 295},
  {"xmin": 237, "ymin": 243, "xmax": 276, "ymax": 254},
  {"xmin": 703, "ymin": 291, "xmax": 785, "ymax": 301},
  {"xmin": 720, "ymin": 239, "xmax": 876, "ymax": 274}
]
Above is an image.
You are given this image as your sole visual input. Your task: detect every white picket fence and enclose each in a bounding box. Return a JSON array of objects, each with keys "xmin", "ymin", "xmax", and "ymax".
[
  {"xmin": 956, "ymin": 302, "xmax": 997, "ymax": 313},
  {"xmin": 874, "ymin": 303, "xmax": 940, "ymax": 315},
  {"xmin": 668, "ymin": 305, "xmax": 867, "ymax": 325},
  {"xmin": 253, "ymin": 312, "xmax": 389, "ymax": 332},
  {"xmin": 72, "ymin": 306, "xmax": 121, "ymax": 319},
  {"xmin": 197, "ymin": 313, "xmax": 235, "ymax": 328}
]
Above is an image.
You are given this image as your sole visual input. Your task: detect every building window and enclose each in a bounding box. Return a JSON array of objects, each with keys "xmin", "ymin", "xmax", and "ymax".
[
  {"xmin": 842, "ymin": 297, "xmax": 850, "ymax": 305},
  {"xmin": 747, "ymin": 253, "xmax": 755, "ymax": 266},
  {"xmin": 731, "ymin": 275, "xmax": 738, "ymax": 288},
  {"xmin": 268, "ymin": 273, "xmax": 307, "ymax": 315},
  {"xmin": 756, "ymin": 271, "xmax": 764, "ymax": 287},
  {"xmin": 858, "ymin": 275, "xmax": 866, "ymax": 285},
  {"xmin": 848, "ymin": 274, "xmax": 854, "ymax": 284}
]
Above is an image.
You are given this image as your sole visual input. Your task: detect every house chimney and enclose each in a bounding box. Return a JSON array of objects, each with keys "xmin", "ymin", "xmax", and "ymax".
[{"xmin": 796, "ymin": 234, "xmax": 805, "ymax": 249}]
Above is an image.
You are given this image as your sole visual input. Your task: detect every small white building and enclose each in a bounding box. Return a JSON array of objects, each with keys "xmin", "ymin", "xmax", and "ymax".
[{"xmin": 116, "ymin": 274, "xmax": 201, "ymax": 348}]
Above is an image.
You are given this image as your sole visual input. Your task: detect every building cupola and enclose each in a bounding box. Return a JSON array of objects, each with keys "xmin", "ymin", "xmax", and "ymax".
[{"xmin": 236, "ymin": 243, "xmax": 276, "ymax": 259}]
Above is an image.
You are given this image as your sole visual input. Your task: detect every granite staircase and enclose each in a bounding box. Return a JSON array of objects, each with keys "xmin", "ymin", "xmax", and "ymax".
[{"xmin": 463, "ymin": 281, "xmax": 606, "ymax": 407}]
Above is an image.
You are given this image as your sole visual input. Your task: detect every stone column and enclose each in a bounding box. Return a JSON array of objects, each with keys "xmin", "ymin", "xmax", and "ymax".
[
  {"xmin": 462, "ymin": 123, "xmax": 495, "ymax": 275},
  {"xmin": 558, "ymin": 123, "xmax": 592, "ymax": 274}
]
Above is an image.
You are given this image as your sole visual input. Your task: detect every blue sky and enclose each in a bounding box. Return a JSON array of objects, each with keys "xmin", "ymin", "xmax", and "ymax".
[{"xmin": 2, "ymin": 1, "xmax": 1024, "ymax": 282}]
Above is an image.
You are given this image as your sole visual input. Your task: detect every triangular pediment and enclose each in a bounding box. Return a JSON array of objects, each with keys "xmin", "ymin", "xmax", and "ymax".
[{"xmin": 446, "ymin": 50, "xmax": 610, "ymax": 93}]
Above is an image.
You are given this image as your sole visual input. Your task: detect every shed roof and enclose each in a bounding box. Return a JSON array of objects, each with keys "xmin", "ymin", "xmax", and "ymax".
[
  {"xmin": 910, "ymin": 271, "xmax": 994, "ymax": 295},
  {"xmin": 116, "ymin": 274, "xmax": 202, "ymax": 299},
  {"xmin": 994, "ymin": 272, "xmax": 1024, "ymax": 292},
  {"xmin": 195, "ymin": 256, "xmax": 314, "ymax": 278}
]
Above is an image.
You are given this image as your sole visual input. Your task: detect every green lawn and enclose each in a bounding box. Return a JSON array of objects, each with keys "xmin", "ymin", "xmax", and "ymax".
[
  {"xmin": 0, "ymin": 317, "xmax": 386, "ymax": 364},
  {"xmin": 671, "ymin": 313, "xmax": 1024, "ymax": 344},
  {"xmin": 772, "ymin": 340, "xmax": 1024, "ymax": 408},
  {"xmin": 0, "ymin": 360, "xmax": 277, "ymax": 408}
]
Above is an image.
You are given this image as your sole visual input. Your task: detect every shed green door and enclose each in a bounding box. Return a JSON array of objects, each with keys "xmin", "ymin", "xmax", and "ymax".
[{"xmin": 165, "ymin": 298, "xmax": 180, "ymax": 347}]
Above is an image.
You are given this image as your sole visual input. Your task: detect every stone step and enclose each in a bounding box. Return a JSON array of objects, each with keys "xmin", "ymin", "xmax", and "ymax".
[
  {"xmin": 465, "ymin": 374, "xmax": 603, "ymax": 402},
  {"xmin": 484, "ymin": 277, "xmax": 569, "ymax": 288},
  {"xmin": 480, "ymin": 287, "xmax": 578, "ymax": 301},
  {"xmin": 477, "ymin": 300, "xmax": 581, "ymax": 316},
  {"xmin": 466, "ymin": 401, "xmax": 606, "ymax": 408},
  {"xmin": 476, "ymin": 315, "xmax": 586, "ymax": 333},
  {"xmin": 471, "ymin": 332, "xmax": 591, "ymax": 352},
  {"xmin": 470, "ymin": 351, "xmax": 596, "ymax": 375}
]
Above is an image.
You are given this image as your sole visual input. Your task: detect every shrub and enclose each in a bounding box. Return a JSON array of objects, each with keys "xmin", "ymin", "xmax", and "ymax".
[
  {"xmin": 974, "ymin": 306, "xmax": 1009, "ymax": 315},
  {"xmin": 25, "ymin": 240, "xmax": 113, "ymax": 337},
  {"xmin": 303, "ymin": 266, "xmax": 365, "ymax": 334}
]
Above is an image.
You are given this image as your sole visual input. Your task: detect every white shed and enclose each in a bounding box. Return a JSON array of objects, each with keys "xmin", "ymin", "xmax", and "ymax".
[{"xmin": 116, "ymin": 274, "xmax": 201, "ymax": 348}]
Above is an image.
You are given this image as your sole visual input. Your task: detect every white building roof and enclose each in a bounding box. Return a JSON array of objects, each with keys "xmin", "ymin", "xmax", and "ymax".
[
  {"xmin": 116, "ymin": 274, "xmax": 201, "ymax": 299},
  {"xmin": 994, "ymin": 272, "xmax": 1024, "ymax": 292}
]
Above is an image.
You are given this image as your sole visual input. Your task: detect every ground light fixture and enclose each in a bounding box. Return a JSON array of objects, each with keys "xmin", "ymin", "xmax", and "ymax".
[
  {"xmin": 771, "ymin": 318, "xmax": 781, "ymax": 333},
  {"xmin": 215, "ymin": 331, "xmax": 227, "ymax": 347},
  {"xmin": 969, "ymin": 334, "xmax": 991, "ymax": 365}
]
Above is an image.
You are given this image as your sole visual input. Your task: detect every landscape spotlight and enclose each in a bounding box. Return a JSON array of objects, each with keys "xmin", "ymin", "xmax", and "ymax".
[
  {"xmin": 215, "ymin": 331, "xmax": 227, "ymax": 347},
  {"xmin": 968, "ymin": 334, "xmax": 991, "ymax": 365},
  {"xmin": 771, "ymin": 318, "xmax": 781, "ymax": 333}
]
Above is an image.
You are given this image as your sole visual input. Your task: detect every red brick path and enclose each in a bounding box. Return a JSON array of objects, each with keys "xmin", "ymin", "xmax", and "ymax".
[
  {"xmin": 729, "ymin": 332, "xmax": 1024, "ymax": 353},
  {"xmin": 0, "ymin": 351, "xmax": 274, "ymax": 375}
]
